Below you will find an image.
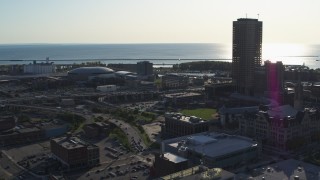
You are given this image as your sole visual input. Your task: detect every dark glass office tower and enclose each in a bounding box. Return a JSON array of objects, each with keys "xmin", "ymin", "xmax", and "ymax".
[{"xmin": 232, "ymin": 18, "xmax": 262, "ymax": 96}]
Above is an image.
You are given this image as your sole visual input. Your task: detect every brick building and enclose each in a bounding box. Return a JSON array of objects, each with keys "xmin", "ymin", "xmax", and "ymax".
[
  {"xmin": 162, "ymin": 113, "xmax": 209, "ymax": 138},
  {"xmin": 83, "ymin": 122, "xmax": 110, "ymax": 139},
  {"xmin": 50, "ymin": 135, "xmax": 100, "ymax": 170},
  {"xmin": 0, "ymin": 127, "xmax": 45, "ymax": 146}
]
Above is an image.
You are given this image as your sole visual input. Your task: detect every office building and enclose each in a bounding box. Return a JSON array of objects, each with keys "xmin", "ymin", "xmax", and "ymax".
[
  {"xmin": 232, "ymin": 18, "xmax": 262, "ymax": 96},
  {"xmin": 253, "ymin": 60, "xmax": 285, "ymax": 102},
  {"xmin": 50, "ymin": 135, "xmax": 100, "ymax": 170},
  {"xmin": 137, "ymin": 61, "xmax": 153, "ymax": 76},
  {"xmin": 162, "ymin": 112, "xmax": 209, "ymax": 138},
  {"xmin": 265, "ymin": 61, "xmax": 284, "ymax": 95}
]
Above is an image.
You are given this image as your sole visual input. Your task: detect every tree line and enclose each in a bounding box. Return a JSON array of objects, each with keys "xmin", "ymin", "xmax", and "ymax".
[{"xmin": 173, "ymin": 61, "xmax": 232, "ymax": 71}]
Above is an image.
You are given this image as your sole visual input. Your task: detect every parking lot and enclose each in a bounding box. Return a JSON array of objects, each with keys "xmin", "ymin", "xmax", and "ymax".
[
  {"xmin": 63, "ymin": 143, "xmax": 155, "ymax": 180},
  {"xmin": 5, "ymin": 141, "xmax": 51, "ymax": 163},
  {"xmin": 119, "ymin": 101, "xmax": 160, "ymax": 112},
  {"xmin": 142, "ymin": 122, "xmax": 162, "ymax": 143},
  {"xmin": 3, "ymin": 140, "xmax": 61, "ymax": 177},
  {"xmin": 93, "ymin": 136, "xmax": 133, "ymax": 163},
  {"xmin": 74, "ymin": 157, "xmax": 152, "ymax": 180}
]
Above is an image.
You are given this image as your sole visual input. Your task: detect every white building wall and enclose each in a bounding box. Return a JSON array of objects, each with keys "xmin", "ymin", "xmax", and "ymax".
[{"xmin": 23, "ymin": 63, "xmax": 56, "ymax": 74}]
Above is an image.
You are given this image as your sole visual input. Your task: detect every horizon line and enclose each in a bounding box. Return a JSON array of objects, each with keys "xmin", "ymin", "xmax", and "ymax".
[{"xmin": 0, "ymin": 42, "xmax": 318, "ymax": 46}]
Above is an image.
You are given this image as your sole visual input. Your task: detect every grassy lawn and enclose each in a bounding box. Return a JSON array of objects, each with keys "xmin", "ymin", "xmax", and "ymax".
[
  {"xmin": 140, "ymin": 132, "xmax": 152, "ymax": 146},
  {"xmin": 136, "ymin": 112, "xmax": 157, "ymax": 124},
  {"xmin": 180, "ymin": 108, "xmax": 217, "ymax": 120}
]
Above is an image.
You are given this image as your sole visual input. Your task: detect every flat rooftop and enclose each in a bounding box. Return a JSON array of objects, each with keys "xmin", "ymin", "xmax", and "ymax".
[
  {"xmin": 164, "ymin": 92, "xmax": 202, "ymax": 99},
  {"xmin": 162, "ymin": 152, "xmax": 188, "ymax": 164},
  {"xmin": 40, "ymin": 122, "xmax": 67, "ymax": 130},
  {"xmin": 219, "ymin": 106, "xmax": 259, "ymax": 115},
  {"xmin": 17, "ymin": 127, "xmax": 41, "ymax": 133},
  {"xmin": 165, "ymin": 112, "xmax": 206, "ymax": 124},
  {"xmin": 161, "ymin": 166, "xmax": 235, "ymax": 180},
  {"xmin": 238, "ymin": 159, "xmax": 320, "ymax": 180},
  {"xmin": 165, "ymin": 132, "xmax": 257, "ymax": 158},
  {"xmin": 52, "ymin": 136, "xmax": 90, "ymax": 149},
  {"xmin": 267, "ymin": 105, "xmax": 298, "ymax": 118}
]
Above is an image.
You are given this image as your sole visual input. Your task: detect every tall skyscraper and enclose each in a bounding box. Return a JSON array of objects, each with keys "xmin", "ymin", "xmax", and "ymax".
[{"xmin": 232, "ymin": 18, "xmax": 262, "ymax": 96}]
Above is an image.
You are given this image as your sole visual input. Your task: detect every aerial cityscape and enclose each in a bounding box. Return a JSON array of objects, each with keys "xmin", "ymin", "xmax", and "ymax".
[{"xmin": 1, "ymin": 1, "xmax": 320, "ymax": 180}]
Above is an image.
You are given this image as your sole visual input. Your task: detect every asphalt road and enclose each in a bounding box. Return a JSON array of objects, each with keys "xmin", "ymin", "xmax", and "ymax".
[{"xmin": 108, "ymin": 118, "xmax": 147, "ymax": 151}]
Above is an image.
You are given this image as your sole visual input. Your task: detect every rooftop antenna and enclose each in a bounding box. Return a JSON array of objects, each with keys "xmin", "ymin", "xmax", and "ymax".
[
  {"xmin": 246, "ymin": 13, "xmax": 247, "ymax": 18},
  {"xmin": 257, "ymin": 14, "xmax": 260, "ymax": 19}
]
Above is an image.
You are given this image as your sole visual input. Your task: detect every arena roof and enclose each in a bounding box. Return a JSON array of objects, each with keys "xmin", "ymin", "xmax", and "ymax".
[{"xmin": 68, "ymin": 67, "xmax": 114, "ymax": 74}]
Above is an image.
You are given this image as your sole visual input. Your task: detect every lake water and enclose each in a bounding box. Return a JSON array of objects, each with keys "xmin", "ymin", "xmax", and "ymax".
[{"xmin": 0, "ymin": 43, "xmax": 319, "ymax": 69}]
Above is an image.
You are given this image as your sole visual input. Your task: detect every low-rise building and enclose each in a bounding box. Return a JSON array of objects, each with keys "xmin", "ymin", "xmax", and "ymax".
[
  {"xmin": 83, "ymin": 122, "xmax": 110, "ymax": 138},
  {"xmin": 0, "ymin": 116, "xmax": 16, "ymax": 132},
  {"xmin": 154, "ymin": 152, "xmax": 189, "ymax": 177},
  {"xmin": 162, "ymin": 74, "xmax": 188, "ymax": 90},
  {"xmin": 163, "ymin": 92, "xmax": 203, "ymax": 106},
  {"xmin": 24, "ymin": 60, "xmax": 56, "ymax": 74},
  {"xmin": 159, "ymin": 165, "xmax": 235, "ymax": 180},
  {"xmin": 137, "ymin": 81, "xmax": 156, "ymax": 91},
  {"xmin": 50, "ymin": 135, "xmax": 100, "ymax": 170},
  {"xmin": 0, "ymin": 127, "xmax": 45, "ymax": 146},
  {"xmin": 162, "ymin": 132, "xmax": 259, "ymax": 168},
  {"xmin": 190, "ymin": 77, "xmax": 204, "ymax": 86},
  {"xmin": 162, "ymin": 113, "xmax": 209, "ymax": 138},
  {"xmin": 40, "ymin": 122, "xmax": 68, "ymax": 138},
  {"xmin": 60, "ymin": 99, "xmax": 75, "ymax": 107},
  {"xmin": 96, "ymin": 85, "xmax": 117, "ymax": 92}
]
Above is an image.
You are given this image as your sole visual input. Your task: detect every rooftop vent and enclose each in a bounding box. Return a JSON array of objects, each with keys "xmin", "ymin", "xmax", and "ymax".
[{"xmin": 267, "ymin": 167, "xmax": 271, "ymax": 172}]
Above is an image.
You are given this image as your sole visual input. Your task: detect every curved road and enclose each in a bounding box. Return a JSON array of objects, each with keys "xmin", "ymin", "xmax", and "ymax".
[{"xmin": 108, "ymin": 118, "xmax": 147, "ymax": 151}]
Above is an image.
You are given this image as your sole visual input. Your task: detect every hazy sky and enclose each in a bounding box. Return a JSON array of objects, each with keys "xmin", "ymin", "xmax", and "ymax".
[{"xmin": 1, "ymin": 0, "xmax": 319, "ymax": 44}]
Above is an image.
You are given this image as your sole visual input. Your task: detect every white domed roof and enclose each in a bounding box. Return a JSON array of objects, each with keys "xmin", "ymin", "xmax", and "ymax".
[{"xmin": 68, "ymin": 67, "xmax": 114, "ymax": 74}]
